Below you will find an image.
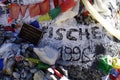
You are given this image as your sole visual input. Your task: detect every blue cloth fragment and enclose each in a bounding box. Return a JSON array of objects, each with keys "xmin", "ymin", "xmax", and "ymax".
[
  {"xmin": 110, "ymin": 69, "xmax": 119, "ymax": 78},
  {"xmin": 30, "ymin": 20, "xmax": 41, "ymax": 29},
  {"xmin": 0, "ymin": 58, "xmax": 4, "ymax": 70}
]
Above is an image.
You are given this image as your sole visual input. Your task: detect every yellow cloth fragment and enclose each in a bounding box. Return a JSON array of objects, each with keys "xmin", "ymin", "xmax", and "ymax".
[
  {"xmin": 38, "ymin": 13, "xmax": 51, "ymax": 22},
  {"xmin": 112, "ymin": 58, "xmax": 120, "ymax": 69}
]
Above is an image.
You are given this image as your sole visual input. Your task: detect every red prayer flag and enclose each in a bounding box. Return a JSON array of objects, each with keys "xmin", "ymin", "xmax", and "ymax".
[
  {"xmin": 53, "ymin": 0, "xmax": 63, "ymax": 7},
  {"xmin": 39, "ymin": 0, "xmax": 50, "ymax": 15},
  {"xmin": 29, "ymin": 4, "xmax": 41, "ymax": 17},
  {"xmin": 20, "ymin": 5, "xmax": 28, "ymax": 17},
  {"xmin": 9, "ymin": 4, "xmax": 20, "ymax": 19},
  {"xmin": 60, "ymin": 0, "xmax": 75, "ymax": 12}
]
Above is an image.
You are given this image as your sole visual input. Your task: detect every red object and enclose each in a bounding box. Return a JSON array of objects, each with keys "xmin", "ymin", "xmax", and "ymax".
[
  {"xmin": 116, "ymin": 74, "xmax": 120, "ymax": 80},
  {"xmin": 109, "ymin": 74, "xmax": 116, "ymax": 80},
  {"xmin": 117, "ymin": 69, "xmax": 120, "ymax": 72},
  {"xmin": 8, "ymin": 17, "xmax": 13, "ymax": 23},
  {"xmin": 15, "ymin": 55, "xmax": 23, "ymax": 62},
  {"xmin": 39, "ymin": 0, "xmax": 50, "ymax": 15},
  {"xmin": 89, "ymin": 0, "xmax": 93, "ymax": 4},
  {"xmin": 53, "ymin": 0, "xmax": 64, "ymax": 7},
  {"xmin": 83, "ymin": 11, "xmax": 89, "ymax": 16},
  {"xmin": 83, "ymin": 0, "xmax": 93, "ymax": 16},
  {"xmin": 60, "ymin": 0, "xmax": 75, "ymax": 12},
  {"xmin": 58, "ymin": 0, "xmax": 63, "ymax": 6},
  {"xmin": 20, "ymin": 5, "xmax": 28, "ymax": 17},
  {"xmin": 53, "ymin": 68, "xmax": 63, "ymax": 78},
  {"xmin": 9, "ymin": 4, "xmax": 20, "ymax": 19},
  {"xmin": 9, "ymin": 0, "xmax": 51, "ymax": 19},
  {"xmin": 1, "ymin": 0, "xmax": 7, "ymax": 3},
  {"xmin": 4, "ymin": 26, "xmax": 15, "ymax": 32},
  {"xmin": 29, "ymin": 3, "xmax": 41, "ymax": 17}
]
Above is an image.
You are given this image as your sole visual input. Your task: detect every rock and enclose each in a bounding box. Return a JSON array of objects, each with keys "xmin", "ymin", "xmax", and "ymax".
[
  {"xmin": 0, "ymin": 43, "xmax": 12, "ymax": 57},
  {"xmin": 3, "ymin": 58, "xmax": 15, "ymax": 75},
  {"xmin": 33, "ymin": 70, "xmax": 44, "ymax": 80},
  {"xmin": 4, "ymin": 77, "xmax": 12, "ymax": 80},
  {"xmin": 13, "ymin": 72, "xmax": 20, "ymax": 79},
  {"xmin": 28, "ymin": 61, "xmax": 35, "ymax": 68},
  {"xmin": 30, "ymin": 69, "xmax": 37, "ymax": 73},
  {"xmin": 26, "ymin": 73, "xmax": 33, "ymax": 80},
  {"xmin": 21, "ymin": 69, "xmax": 27, "ymax": 78},
  {"xmin": 33, "ymin": 46, "xmax": 59, "ymax": 65},
  {"xmin": 23, "ymin": 61, "xmax": 29, "ymax": 67}
]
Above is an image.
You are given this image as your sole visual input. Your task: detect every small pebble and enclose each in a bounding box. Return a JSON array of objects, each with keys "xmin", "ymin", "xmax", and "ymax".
[
  {"xmin": 30, "ymin": 69, "xmax": 37, "ymax": 73},
  {"xmin": 21, "ymin": 69, "xmax": 27, "ymax": 78},
  {"xmin": 23, "ymin": 61, "xmax": 29, "ymax": 67},
  {"xmin": 13, "ymin": 72, "xmax": 20, "ymax": 79},
  {"xmin": 34, "ymin": 70, "xmax": 44, "ymax": 80}
]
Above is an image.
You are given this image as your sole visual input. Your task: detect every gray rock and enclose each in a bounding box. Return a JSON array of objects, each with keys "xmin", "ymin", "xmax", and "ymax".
[
  {"xmin": 26, "ymin": 73, "xmax": 33, "ymax": 80},
  {"xmin": 28, "ymin": 61, "xmax": 35, "ymax": 68},
  {"xmin": 3, "ymin": 58, "xmax": 15, "ymax": 75},
  {"xmin": 30, "ymin": 69, "xmax": 37, "ymax": 73},
  {"xmin": 13, "ymin": 72, "xmax": 20, "ymax": 79},
  {"xmin": 33, "ymin": 70, "xmax": 44, "ymax": 80},
  {"xmin": 23, "ymin": 61, "xmax": 29, "ymax": 67},
  {"xmin": 21, "ymin": 69, "xmax": 27, "ymax": 78}
]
